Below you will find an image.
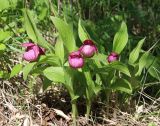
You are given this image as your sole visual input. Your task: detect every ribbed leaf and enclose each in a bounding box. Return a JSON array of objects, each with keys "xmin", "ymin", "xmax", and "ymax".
[
  {"xmin": 55, "ymin": 37, "xmax": 64, "ymax": 65},
  {"xmin": 38, "ymin": 54, "xmax": 61, "ymax": 66},
  {"xmin": 95, "ymin": 61, "xmax": 131, "ymax": 77},
  {"xmin": 136, "ymin": 52, "xmax": 149, "ymax": 76},
  {"xmin": 23, "ymin": 62, "xmax": 36, "ymax": 80},
  {"xmin": 0, "ymin": 0, "xmax": 17, "ymax": 11},
  {"xmin": 129, "ymin": 38, "xmax": 145, "ymax": 64},
  {"xmin": 136, "ymin": 51, "xmax": 160, "ymax": 79},
  {"xmin": 10, "ymin": 64, "xmax": 22, "ymax": 78},
  {"xmin": 146, "ymin": 56, "xmax": 160, "ymax": 80},
  {"xmin": 110, "ymin": 61, "xmax": 131, "ymax": 77},
  {"xmin": 78, "ymin": 19, "xmax": 89, "ymax": 42},
  {"xmin": 23, "ymin": 9, "xmax": 53, "ymax": 51},
  {"xmin": 43, "ymin": 67, "xmax": 65, "ymax": 83},
  {"xmin": 0, "ymin": 30, "xmax": 12, "ymax": 41},
  {"xmin": 113, "ymin": 22, "xmax": 128, "ymax": 54},
  {"xmin": 51, "ymin": 16, "xmax": 76, "ymax": 52},
  {"xmin": 111, "ymin": 78, "xmax": 132, "ymax": 94},
  {"xmin": 0, "ymin": 43, "xmax": 6, "ymax": 54}
]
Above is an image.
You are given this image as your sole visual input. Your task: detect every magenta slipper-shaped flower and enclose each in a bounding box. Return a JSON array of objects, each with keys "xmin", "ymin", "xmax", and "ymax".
[
  {"xmin": 107, "ymin": 52, "xmax": 119, "ymax": 63},
  {"xmin": 68, "ymin": 51, "xmax": 84, "ymax": 69},
  {"xmin": 22, "ymin": 42, "xmax": 45, "ymax": 62},
  {"xmin": 79, "ymin": 39, "xmax": 98, "ymax": 58}
]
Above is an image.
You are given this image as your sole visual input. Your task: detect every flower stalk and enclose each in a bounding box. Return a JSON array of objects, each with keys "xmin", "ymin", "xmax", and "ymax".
[
  {"xmin": 71, "ymin": 100, "xmax": 78, "ymax": 126},
  {"xmin": 86, "ymin": 99, "xmax": 91, "ymax": 118}
]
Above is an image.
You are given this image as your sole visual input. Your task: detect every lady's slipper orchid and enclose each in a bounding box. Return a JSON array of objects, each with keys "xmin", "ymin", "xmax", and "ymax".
[
  {"xmin": 79, "ymin": 39, "xmax": 98, "ymax": 58},
  {"xmin": 107, "ymin": 52, "xmax": 119, "ymax": 63},
  {"xmin": 22, "ymin": 42, "xmax": 45, "ymax": 61},
  {"xmin": 68, "ymin": 51, "xmax": 84, "ymax": 68}
]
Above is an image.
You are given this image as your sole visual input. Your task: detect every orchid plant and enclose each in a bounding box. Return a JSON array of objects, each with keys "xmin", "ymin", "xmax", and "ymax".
[
  {"xmin": 8, "ymin": 10, "xmax": 134, "ymax": 122},
  {"xmin": 8, "ymin": 5, "xmax": 160, "ymax": 126},
  {"xmin": 19, "ymin": 9, "xmax": 124, "ymax": 122}
]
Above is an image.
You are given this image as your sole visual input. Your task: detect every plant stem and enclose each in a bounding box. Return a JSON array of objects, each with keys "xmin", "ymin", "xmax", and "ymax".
[
  {"xmin": 71, "ymin": 101, "xmax": 78, "ymax": 126},
  {"xmin": 85, "ymin": 87, "xmax": 92, "ymax": 118},
  {"xmin": 86, "ymin": 99, "xmax": 91, "ymax": 118},
  {"xmin": 106, "ymin": 90, "xmax": 110, "ymax": 117}
]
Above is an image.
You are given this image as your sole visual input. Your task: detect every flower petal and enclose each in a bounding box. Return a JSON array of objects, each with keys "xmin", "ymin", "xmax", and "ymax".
[
  {"xmin": 68, "ymin": 51, "xmax": 84, "ymax": 68},
  {"xmin": 23, "ymin": 49, "xmax": 38, "ymax": 61},
  {"xmin": 32, "ymin": 45, "xmax": 40, "ymax": 58},
  {"xmin": 39, "ymin": 47, "xmax": 45, "ymax": 55},
  {"xmin": 22, "ymin": 42, "xmax": 35, "ymax": 47},
  {"xmin": 107, "ymin": 52, "xmax": 119, "ymax": 63},
  {"xmin": 69, "ymin": 57, "xmax": 84, "ymax": 68}
]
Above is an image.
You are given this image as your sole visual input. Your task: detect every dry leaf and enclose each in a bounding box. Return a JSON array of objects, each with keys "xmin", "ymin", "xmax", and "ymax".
[{"xmin": 54, "ymin": 108, "xmax": 71, "ymax": 121}]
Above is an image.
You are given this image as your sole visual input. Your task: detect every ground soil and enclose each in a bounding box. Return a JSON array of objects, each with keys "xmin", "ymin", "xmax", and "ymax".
[{"xmin": 0, "ymin": 79, "xmax": 160, "ymax": 126}]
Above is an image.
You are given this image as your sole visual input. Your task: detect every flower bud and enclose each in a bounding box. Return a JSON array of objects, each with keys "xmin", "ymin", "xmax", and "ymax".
[
  {"xmin": 79, "ymin": 39, "xmax": 98, "ymax": 58},
  {"xmin": 68, "ymin": 51, "xmax": 84, "ymax": 68},
  {"xmin": 107, "ymin": 52, "xmax": 119, "ymax": 63},
  {"xmin": 22, "ymin": 42, "xmax": 45, "ymax": 62}
]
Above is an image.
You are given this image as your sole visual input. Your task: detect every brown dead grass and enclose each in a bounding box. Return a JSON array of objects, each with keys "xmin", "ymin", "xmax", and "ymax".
[{"xmin": 0, "ymin": 78, "xmax": 160, "ymax": 126}]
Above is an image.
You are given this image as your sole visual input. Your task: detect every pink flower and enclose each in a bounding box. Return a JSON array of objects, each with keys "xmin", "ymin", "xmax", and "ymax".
[
  {"xmin": 107, "ymin": 52, "xmax": 119, "ymax": 63},
  {"xmin": 68, "ymin": 51, "xmax": 84, "ymax": 68},
  {"xmin": 22, "ymin": 42, "xmax": 45, "ymax": 62},
  {"xmin": 79, "ymin": 39, "xmax": 98, "ymax": 58}
]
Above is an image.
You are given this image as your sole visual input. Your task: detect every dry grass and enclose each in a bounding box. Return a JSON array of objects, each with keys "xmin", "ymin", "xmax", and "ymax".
[{"xmin": 0, "ymin": 78, "xmax": 160, "ymax": 126}]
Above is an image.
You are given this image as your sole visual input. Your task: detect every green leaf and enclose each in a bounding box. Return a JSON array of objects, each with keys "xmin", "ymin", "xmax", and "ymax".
[
  {"xmin": 0, "ymin": 71, "xmax": 3, "ymax": 78},
  {"xmin": 129, "ymin": 38, "xmax": 145, "ymax": 64},
  {"xmin": 63, "ymin": 67, "xmax": 74, "ymax": 96},
  {"xmin": 110, "ymin": 61, "xmax": 131, "ymax": 76},
  {"xmin": 71, "ymin": 95, "xmax": 80, "ymax": 102},
  {"xmin": 94, "ymin": 83, "xmax": 102, "ymax": 95},
  {"xmin": 43, "ymin": 67, "xmax": 65, "ymax": 83},
  {"xmin": 55, "ymin": 37, "xmax": 64, "ymax": 65},
  {"xmin": 0, "ymin": 43, "xmax": 6, "ymax": 50},
  {"xmin": 0, "ymin": 0, "xmax": 10, "ymax": 11},
  {"xmin": 147, "ymin": 57, "xmax": 160, "ymax": 80},
  {"xmin": 0, "ymin": 30, "xmax": 12, "ymax": 41},
  {"xmin": 38, "ymin": 54, "xmax": 61, "ymax": 66},
  {"xmin": 136, "ymin": 52, "xmax": 149, "ymax": 76},
  {"xmin": 0, "ymin": 43, "xmax": 6, "ymax": 54},
  {"xmin": 23, "ymin": 9, "xmax": 53, "ymax": 51},
  {"xmin": 84, "ymin": 72, "xmax": 95, "ymax": 97},
  {"xmin": 0, "ymin": 71, "xmax": 9, "ymax": 79},
  {"xmin": 48, "ymin": 1, "xmax": 58, "ymax": 16},
  {"xmin": 10, "ymin": 64, "xmax": 23, "ymax": 78},
  {"xmin": 38, "ymin": 8, "xmax": 48, "ymax": 20},
  {"xmin": 78, "ymin": 19, "xmax": 89, "ymax": 42},
  {"xmin": 136, "ymin": 52, "xmax": 160, "ymax": 79},
  {"xmin": 111, "ymin": 78, "xmax": 132, "ymax": 94},
  {"xmin": 23, "ymin": 62, "xmax": 36, "ymax": 80},
  {"xmin": 50, "ymin": 16, "xmax": 76, "ymax": 52},
  {"xmin": 43, "ymin": 77, "xmax": 52, "ymax": 90},
  {"xmin": 95, "ymin": 61, "xmax": 131, "ymax": 76},
  {"xmin": 23, "ymin": 9, "xmax": 37, "ymax": 43},
  {"xmin": 113, "ymin": 22, "xmax": 128, "ymax": 54},
  {"xmin": 63, "ymin": 67, "xmax": 86, "ymax": 99}
]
